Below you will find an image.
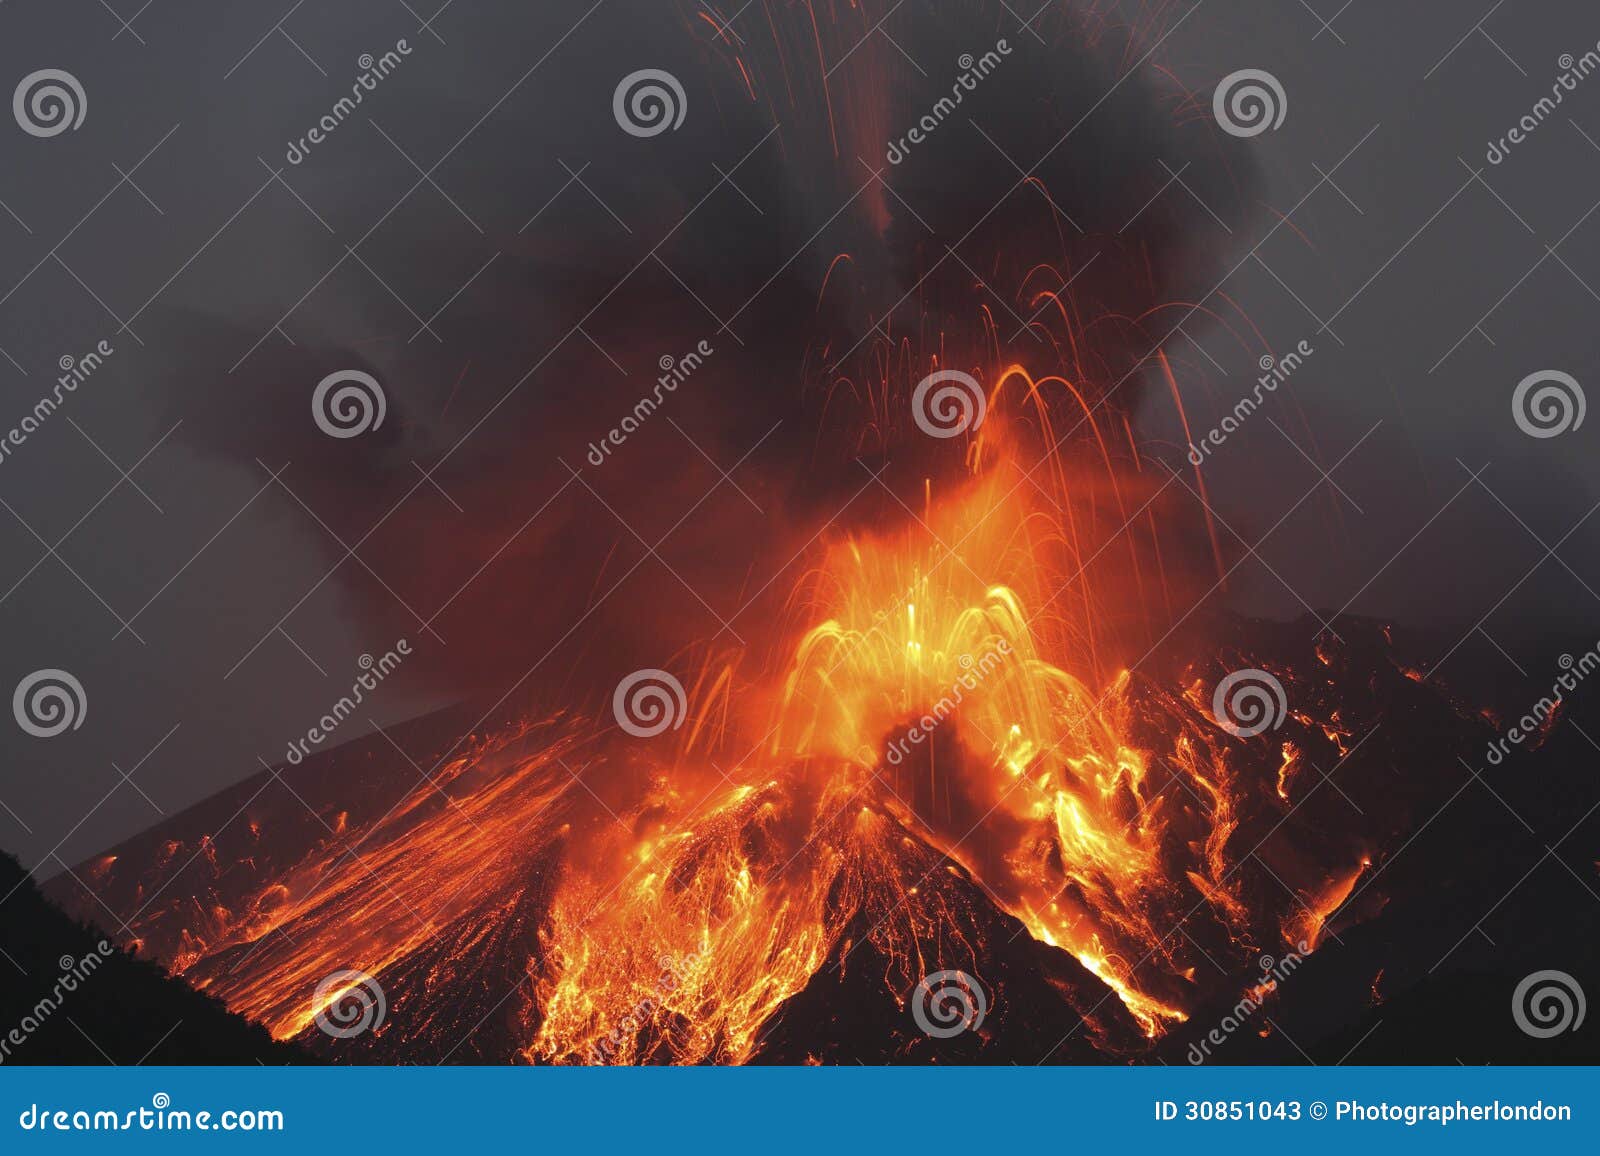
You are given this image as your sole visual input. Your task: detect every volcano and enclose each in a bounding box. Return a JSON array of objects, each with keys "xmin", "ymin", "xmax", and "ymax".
[{"xmin": 44, "ymin": 606, "xmax": 1534, "ymax": 1065}]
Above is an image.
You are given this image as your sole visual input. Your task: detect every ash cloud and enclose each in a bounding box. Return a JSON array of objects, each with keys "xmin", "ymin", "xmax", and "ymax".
[{"xmin": 142, "ymin": 2, "xmax": 1261, "ymax": 701}]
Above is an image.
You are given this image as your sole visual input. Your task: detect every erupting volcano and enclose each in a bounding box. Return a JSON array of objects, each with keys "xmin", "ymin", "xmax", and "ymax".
[
  {"xmin": 48, "ymin": 380, "xmax": 1477, "ymax": 1063},
  {"xmin": 43, "ymin": 2, "xmax": 1502, "ymax": 1065}
]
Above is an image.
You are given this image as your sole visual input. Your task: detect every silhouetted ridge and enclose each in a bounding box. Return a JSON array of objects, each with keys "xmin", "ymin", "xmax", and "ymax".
[{"xmin": 0, "ymin": 852, "xmax": 307, "ymax": 1065}]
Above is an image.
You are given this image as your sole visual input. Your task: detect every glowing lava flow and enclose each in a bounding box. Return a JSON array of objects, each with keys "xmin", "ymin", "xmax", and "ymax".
[
  {"xmin": 528, "ymin": 402, "xmax": 1254, "ymax": 1060},
  {"xmin": 769, "ymin": 463, "xmax": 1198, "ymax": 1037}
]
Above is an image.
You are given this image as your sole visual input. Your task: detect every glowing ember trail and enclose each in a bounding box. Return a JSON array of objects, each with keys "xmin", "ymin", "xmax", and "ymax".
[{"xmin": 159, "ymin": 719, "xmax": 588, "ymax": 1040}]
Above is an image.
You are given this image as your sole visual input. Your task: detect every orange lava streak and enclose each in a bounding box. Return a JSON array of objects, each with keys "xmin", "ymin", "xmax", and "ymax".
[
  {"xmin": 1284, "ymin": 856, "xmax": 1370, "ymax": 952},
  {"xmin": 179, "ymin": 721, "xmax": 584, "ymax": 1039}
]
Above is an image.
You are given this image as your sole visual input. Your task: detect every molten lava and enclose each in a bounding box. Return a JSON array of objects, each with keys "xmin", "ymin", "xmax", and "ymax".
[
  {"xmin": 54, "ymin": 360, "xmax": 1423, "ymax": 1065},
  {"xmin": 513, "ymin": 389, "xmax": 1372, "ymax": 1060}
]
